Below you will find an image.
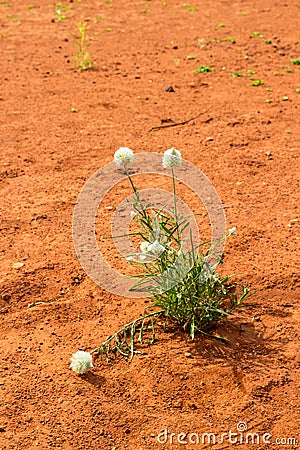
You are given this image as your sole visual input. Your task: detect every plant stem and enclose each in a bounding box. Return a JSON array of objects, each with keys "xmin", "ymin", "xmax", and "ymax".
[
  {"xmin": 171, "ymin": 168, "xmax": 181, "ymax": 244},
  {"xmin": 90, "ymin": 310, "xmax": 162, "ymax": 355}
]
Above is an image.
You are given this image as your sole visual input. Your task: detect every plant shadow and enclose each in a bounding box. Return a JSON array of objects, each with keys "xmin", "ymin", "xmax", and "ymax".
[{"xmin": 81, "ymin": 371, "xmax": 106, "ymax": 387}]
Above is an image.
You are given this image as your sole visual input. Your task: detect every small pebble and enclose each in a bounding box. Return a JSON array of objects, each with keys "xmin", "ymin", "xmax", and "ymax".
[{"xmin": 12, "ymin": 262, "xmax": 24, "ymax": 269}]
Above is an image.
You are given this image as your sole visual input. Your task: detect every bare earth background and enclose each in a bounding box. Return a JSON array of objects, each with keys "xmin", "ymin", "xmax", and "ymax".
[{"xmin": 0, "ymin": 0, "xmax": 299, "ymax": 449}]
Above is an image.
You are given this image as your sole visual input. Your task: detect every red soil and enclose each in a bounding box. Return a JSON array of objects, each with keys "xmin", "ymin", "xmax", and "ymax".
[{"xmin": 0, "ymin": 0, "xmax": 299, "ymax": 449}]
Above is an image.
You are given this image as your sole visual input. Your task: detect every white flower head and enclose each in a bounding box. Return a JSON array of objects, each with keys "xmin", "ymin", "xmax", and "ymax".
[
  {"xmin": 70, "ymin": 350, "xmax": 93, "ymax": 374},
  {"xmin": 114, "ymin": 147, "xmax": 134, "ymax": 170},
  {"xmin": 130, "ymin": 210, "xmax": 137, "ymax": 219},
  {"xmin": 140, "ymin": 241, "xmax": 151, "ymax": 253},
  {"xmin": 228, "ymin": 226, "xmax": 237, "ymax": 235},
  {"xmin": 162, "ymin": 147, "xmax": 182, "ymax": 169},
  {"xmin": 147, "ymin": 240, "xmax": 166, "ymax": 256}
]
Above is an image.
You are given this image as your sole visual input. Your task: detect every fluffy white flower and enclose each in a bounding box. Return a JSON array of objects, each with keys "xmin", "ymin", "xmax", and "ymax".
[
  {"xmin": 147, "ymin": 240, "xmax": 166, "ymax": 256},
  {"xmin": 130, "ymin": 210, "xmax": 137, "ymax": 218},
  {"xmin": 162, "ymin": 147, "xmax": 182, "ymax": 169},
  {"xmin": 228, "ymin": 226, "xmax": 237, "ymax": 235},
  {"xmin": 70, "ymin": 350, "xmax": 93, "ymax": 374},
  {"xmin": 140, "ymin": 241, "xmax": 151, "ymax": 253},
  {"xmin": 114, "ymin": 147, "xmax": 134, "ymax": 170}
]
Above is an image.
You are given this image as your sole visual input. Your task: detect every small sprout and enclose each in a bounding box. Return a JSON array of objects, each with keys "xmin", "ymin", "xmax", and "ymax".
[
  {"xmin": 228, "ymin": 37, "xmax": 236, "ymax": 43},
  {"xmin": 290, "ymin": 58, "xmax": 300, "ymax": 65},
  {"xmin": 197, "ymin": 38, "xmax": 206, "ymax": 46},
  {"xmin": 105, "ymin": 27, "xmax": 112, "ymax": 31},
  {"xmin": 6, "ymin": 13, "xmax": 19, "ymax": 21},
  {"xmin": 265, "ymin": 99, "xmax": 272, "ymax": 103},
  {"xmin": 250, "ymin": 31, "xmax": 264, "ymax": 38},
  {"xmin": 282, "ymin": 96, "xmax": 289, "ymax": 101},
  {"xmin": 296, "ymin": 88, "xmax": 300, "ymax": 93},
  {"xmin": 140, "ymin": 8, "xmax": 149, "ymax": 13},
  {"xmin": 187, "ymin": 7, "xmax": 197, "ymax": 12},
  {"xmin": 265, "ymin": 39, "xmax": 272, "ymax": 44},
  {"xmin": 187, "ymin": 55, "xmax": 195, "ymax": 60},
  {"xmin": 265, "ymin": 87, "xmax": 273, "ymax": 92},
  {"xmin": 210, "ymin": 38, "xmax": 218, "ymax": 43},
  {"xmin": 194, "ymin": 65, "xmax": 212, "ymax": 73},
  {"xmin": 251, "ymin": 79, "xmax": 264, "ymax": 86},
  {"xmin": 273, "ymin": 72, "xmax": 283, "ymax": 76},
  {"xmin": 294, "ymin": 41, "xmax": 299, "ymax": 45},
  {"xmin": 72, "ymin": 22, "xmax": 95, "ymax": 71},
  {"xmin": 230, "ymin": 71, "xmax": 242, "ymax": 77},
  {"xmin": 241, "ymin": 11, "xmax": 248, "ymax": 16},
  {"xmin": 71, "ymin": 107, "xmax": 77, "ymax": 112},
  {"xmin": 286, "ymin": 68, "xmax": 294, "ymax": 73}
]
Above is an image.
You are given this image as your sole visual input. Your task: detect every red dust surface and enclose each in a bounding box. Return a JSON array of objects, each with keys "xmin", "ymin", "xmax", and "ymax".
[{"xmin": 0, "ymin": 0, "xmax": 299, "ymax": 449}]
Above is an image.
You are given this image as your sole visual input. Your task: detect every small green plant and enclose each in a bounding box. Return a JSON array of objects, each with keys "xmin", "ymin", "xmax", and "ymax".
[
  {"xmin": 251, "ymin": 79, "xmax": 264, "ymax": 86},
  {"xmin": 282, "ymin": 96, "xmax": 289, "ymax": 101},
  {"xmin": 228, "ymin": 37, "xmax": 236, "ymax": 43},
  {"xmin": 194, "ymin": 65, "xmax": 212, "ymax": 73},
  {"xmin": 273, "ymin": 71, "xmax": 283, "ymax": 76},
  {"xmin": 187, "ymin": 54, "xmax": 196, "ymax": 60},
  {"xmin": 296, "ymin": 88, "xmax": 300, "ymax": 93},
  {"xmin": 265, "ymin": 99, "xmax": 272, "ymax": 103},
  {"xmin": 250, "ymin": 31, "xmax": 264, "ymax": 38},
  {"xmin": 54, "ymin": 2, "xmax": 72, "ymax": 21},
  {"xmin": 72, "ymin": 22, "xmax": 95, "ymax": 71},
  {"xmin": 265, "ymin": 39, "xmax": 272, "ymax": 44},
  {"xmin": 187, "ymin": 6, "xmax": 197, "ymax": 12},
  {"xmin": 230, "ymin": 71, "xmax": 242, "ymax": 77},
  {"xmin": 286, "ymin": 68, "xmax": 294, "ymax": 73},
  {"xmin": 245, "ymin": 69, "xmax": 256, "ymax": 76},
  {"xmin": 290, "ymin": 58, "xmax": 300, "ymax": 65},
  {"xmin": 69, "ymin": 147, "xmax": 253, "ymax": 368},
  {"xmin": 6, "ymin": 13, "xmax": 19, "ymax": 21}
]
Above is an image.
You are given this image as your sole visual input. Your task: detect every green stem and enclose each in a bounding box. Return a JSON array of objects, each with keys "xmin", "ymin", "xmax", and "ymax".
[
  {"xmin": 90, "ymin": 310, "xmax": 162, "ymax": 355},
  {"xmin": 125, "ymin": 170, "xmax": 151, "ymax": 224},
  {"xmin": 171, "ymin": 168, "xmax": 180, "ymax": 244}
]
